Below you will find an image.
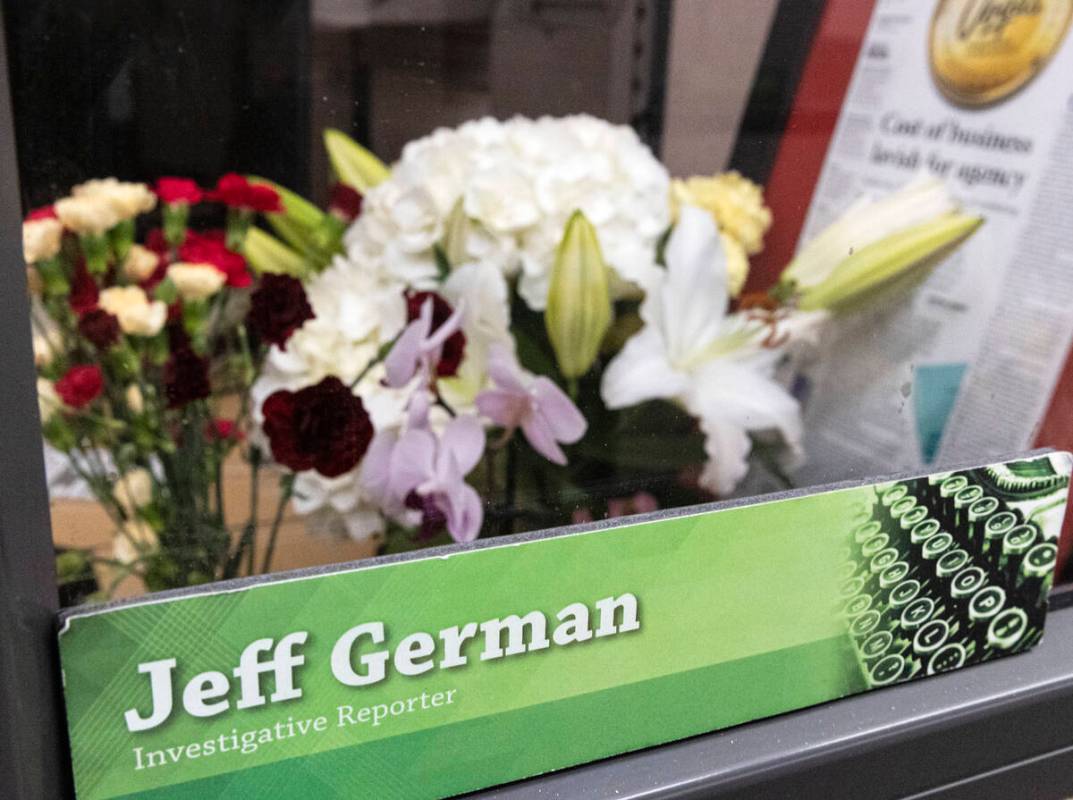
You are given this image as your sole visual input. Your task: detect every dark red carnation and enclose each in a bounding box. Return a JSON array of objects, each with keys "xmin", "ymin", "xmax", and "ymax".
[
  {"xmin": 145, "ymin": 227, "xmax": 172, "ymax": 255},
  {"xmin": 78, "ymin": 309, "xmax": 120, "ymax": 349},
  {"xmin": 26, "ymin": 205, "xmax": 57, "ymax": 221},
  {"xmin": 155, "ymin": 177, "xmax": 203, "ymax": 205},
  {"xmin": 405, "ymin": 290, "xmax": 466, "ymax": 378},
  {"xmin": 68, "ymin": 259, "xmax": 99, "ymax": 315},
  {"xmin": 138, "ymin": 229, "xmax": 172, "ymax": 289},
  {"xmin": 179, "ymin": 230, "xmax": 251, "ymax": 288},
  {"xmin": 328, "ymin": 183, "xmax": 363, "ymax": 222},
  {"xmin": 262, "ymin": 377, "xmax": 372, "ymax": 477},
  {"xmin": 207, "ymin": 173, "xmax": 283, "ymax": 213},
  {"xmin": 55, "ymin": 365, "xmax": 103, "ymax": 409},
  {"xmin": 163, "ymin": 346, "xmax": 211, "ymax": 408},
  {"xmin": 247, "ymin": 274, "xmax": 314, "ymax": 349}
]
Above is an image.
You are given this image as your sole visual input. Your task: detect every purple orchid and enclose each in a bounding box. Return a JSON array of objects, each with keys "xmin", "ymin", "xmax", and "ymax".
[
  {"xmin": 476, "ymin": 345, "xmax": 587, "ymax": 466},
  {"xmin": 362, "ymin": 393, "xmax": 485, "ymax": 543},
  {"xmin": 384, "ymin": 294, "xmax": 466, "ymax": 388}
]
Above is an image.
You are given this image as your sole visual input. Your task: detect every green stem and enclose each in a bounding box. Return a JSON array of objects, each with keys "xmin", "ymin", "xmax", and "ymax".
[
  {"xmin": 260, "ymin": 476, "xmax": 294, "ymax": 574},
  {"xmin": 499, "ymin": 439, "xmax": 518, "ymax": 536}
]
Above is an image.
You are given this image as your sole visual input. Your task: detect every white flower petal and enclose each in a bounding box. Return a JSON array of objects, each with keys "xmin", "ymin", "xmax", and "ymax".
[{"xmin": 601, "ymin": 327, "xmax": 687, "ymax": 409}]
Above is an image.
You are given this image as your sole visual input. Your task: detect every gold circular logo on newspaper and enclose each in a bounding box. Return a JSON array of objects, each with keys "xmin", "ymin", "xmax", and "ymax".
[{"xmin": 930, "ymin": 0, "xmax": 1073, "ymax": 106}]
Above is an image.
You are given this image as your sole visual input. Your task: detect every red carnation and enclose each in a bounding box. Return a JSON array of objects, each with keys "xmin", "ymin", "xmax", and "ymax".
[
  {"xmin": 262, "ymin": 377, "xmax": 372, "ymax": 477},
  {"xmin": 26, "ymin": 205, "xmax": 58, "ymax": 221},
  {"xmin": 68, "ymin": 259, "xmax": 99, "ymax": 315},
  {"xmin": 163, "ymin": 346, "xmax": 211, "ymax": 408},
  {"xmin": 405, "ymin": 290, "xmax": 466, "ymax": 378},
  {"xmin": 78, "ymin": 309, "xmax": 120, "ymax": 350},
  {"xmin": 328, "ymin": 183, "xmax": 363, "ymax": 222},
  {"xmin": 205, "ymin": 418, "xmax": 244, "ymax": 442},
  {"xmin": 179, "ymin": 230, "xmax": 251, "ymax": 288},
  {"xmin": 247, "ymin": 274, "xmax": 314, "ymax": 349},
  {"xmin": 155, "ymin": 177, "xmax": 203, "ymax": 206},
  {"xmin": 207, "ymin": 173, "xmax": 283, "ymax": 213},
  {"xmin": 55, "ymin": 365, "xmax": 103, "ymax": 409}
]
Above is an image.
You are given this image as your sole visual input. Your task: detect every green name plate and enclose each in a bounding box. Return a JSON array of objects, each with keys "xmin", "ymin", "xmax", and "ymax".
[{"xmin": 59, "ymin": 452, "xmax": 1071, "ymax": 799}]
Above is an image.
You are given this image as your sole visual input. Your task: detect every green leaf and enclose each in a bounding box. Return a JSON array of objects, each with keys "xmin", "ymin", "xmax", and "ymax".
[
  {"xmin": 323, "ymin": 128, "xmax": 390, "ymax": 192},
  {"xmin": 433, "ymin": 244, "xmax": 452, "ymax": 280},
  {"xmin": 154, "ymin": 277, "xmax": 178, "ymax": 305}
]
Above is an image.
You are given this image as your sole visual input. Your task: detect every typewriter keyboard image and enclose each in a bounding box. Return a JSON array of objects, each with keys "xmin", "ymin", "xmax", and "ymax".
[{"xmin": 840, "ymin": 455, "xmax": 1071, "ymax": 689}]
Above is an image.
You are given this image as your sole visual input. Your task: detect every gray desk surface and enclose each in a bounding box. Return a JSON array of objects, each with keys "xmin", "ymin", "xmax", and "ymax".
[{"xmin": 473, "ymin": 593, "xmax": 1073, "ymax": 800}]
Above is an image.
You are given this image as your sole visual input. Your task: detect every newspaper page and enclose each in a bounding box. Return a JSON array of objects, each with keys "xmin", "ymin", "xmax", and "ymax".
[{"xmin": 795, "ymin": 0, "xmax": 1073, "ymax": 485}]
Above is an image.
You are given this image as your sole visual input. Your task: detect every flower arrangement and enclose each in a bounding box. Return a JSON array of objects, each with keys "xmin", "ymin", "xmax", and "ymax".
[
  {"xmin": 243, "ymin": 115, "xmax": 982, "ymax": 552},
  {"xmin": 29, "ymin": 116, "xmax": 982, "ymax": 596},
  {"xmin": 25, "ymin": 174, "xmax": 308, "ymax": 594}
]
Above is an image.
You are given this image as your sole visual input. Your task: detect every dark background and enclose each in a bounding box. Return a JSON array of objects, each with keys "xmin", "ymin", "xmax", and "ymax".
[{"xmin": 2, "ymin": 0, "xmax": 822, "ymax": 212}]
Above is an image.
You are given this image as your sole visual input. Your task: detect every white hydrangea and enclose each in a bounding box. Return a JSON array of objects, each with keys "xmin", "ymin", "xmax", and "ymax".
[{"xmin": 342, "ymin": 114, "xmax": 671, "ymax": 309}]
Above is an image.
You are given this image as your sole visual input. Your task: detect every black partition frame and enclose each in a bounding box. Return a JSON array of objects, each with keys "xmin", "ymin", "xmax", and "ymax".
[
  {"xmin": 0, "ymin": 6, "xmax": 72, "ymax": 796},
  {"xmin": 3, "ymin": 4, "xmax": 1073, "ymax": 799}
]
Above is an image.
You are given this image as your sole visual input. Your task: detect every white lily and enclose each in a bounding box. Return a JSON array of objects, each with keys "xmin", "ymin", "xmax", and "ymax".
[
  {"xmin": 782, "ymin": 174, "xmax": 959, "ymax": 291},
  {"xmin": 778, "ymin": 174, "xmax": 983, "ymax": 314},
  {"xmin": 602, "ymin": 205, "xmax": 822, "ymax": 495}
]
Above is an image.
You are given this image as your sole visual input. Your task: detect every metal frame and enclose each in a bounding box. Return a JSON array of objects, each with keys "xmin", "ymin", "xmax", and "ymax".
[
  {"xmin": 3, "ymin": 3, "xmax": 1073, "ymax": 798},
  {"xmin": 0, "ymin": 6, "xmax": 72, "ymax": 796}
]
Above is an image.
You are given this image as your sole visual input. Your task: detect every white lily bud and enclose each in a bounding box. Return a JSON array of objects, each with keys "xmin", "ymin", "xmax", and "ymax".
[{"xmin": 545, "ymin": 211, "xmax": 612, "ymax": 379}]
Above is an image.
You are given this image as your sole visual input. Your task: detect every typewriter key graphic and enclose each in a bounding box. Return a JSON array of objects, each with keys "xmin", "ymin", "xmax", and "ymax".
[
  {"xmin": 969, "ymin": 585, "xmax": 1005, "ymax": 623},
  {"xmin": 841, "ymin": 454, "xmax": 1068, "ymax": 692},
  {"xmin": 927, "ymin": 643, "xmax": 966, "ymax": 674},
  {"xmin": 869, "ymin": 654, "xmax": 907, "ymax": 687},
  {"xmin": 861, "ymin": 630, "xmax": 894, "ymax": 660},
  {"xmin": 889, "ymin": 579, "xmax": 922, "ymax": 609}
]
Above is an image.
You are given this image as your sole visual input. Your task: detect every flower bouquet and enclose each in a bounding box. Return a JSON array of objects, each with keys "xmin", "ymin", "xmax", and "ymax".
[
  {"xmin": 240, "ymin": 116, "xmax": 982, "ymax": 552},
  {"xmin": 28, "ymin": 116, "xmax": 982, "ymax": 598},
  {"xmin": 24, "ymin": 173, "xmax": 323, "ymax": 594}
]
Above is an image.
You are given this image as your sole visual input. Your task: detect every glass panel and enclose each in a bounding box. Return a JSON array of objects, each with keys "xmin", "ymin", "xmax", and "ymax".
[{"xmin": 9, "ymin": 0, "xmax": 1073, "ymax": 604}]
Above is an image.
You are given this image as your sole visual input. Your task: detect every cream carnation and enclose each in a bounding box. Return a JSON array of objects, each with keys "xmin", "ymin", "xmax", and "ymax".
[
  {"xmin": 55, "ymin": 195, "xmax": 120, "ymax": 235},
  {"xmin": 73, "ymin": 178, "xmax": 157, "ymax": 220},
  {"xmin": 122, "ymin": 244, "xmax": 159, "ymax": 282},
  {"xmin": 125, "ymin": 384, "xmax": 145, "ymax": 414},
  {"xmin": 114, "ymin": 519, "xmax": 159, "ymax": 565},
  {"xmin": 33, "ymin": 333, "xmax": 57, "ymax": 367},
  {"xmin": 114, "ymin": 467, "xmax": 153, "ymax": 513},
  {"xmin": 37, "ymin": 378, "xmax": 63, "ymax": 420},
  {"xmin": 23, "ymin": 218, "xmax": 63, "ymax": 263},
  {"xmin": 99, "ymin": 286, "xmax": 166, "ymax": 336},
  {"xmin": 672, "ymin": 171, "xmax": 771, "ymax": 255},
  {"xmin": 167, "ymin": 262, "xmax": 226, "ymax": 300}
]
